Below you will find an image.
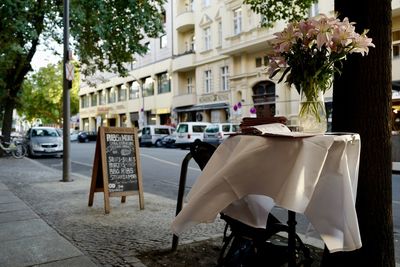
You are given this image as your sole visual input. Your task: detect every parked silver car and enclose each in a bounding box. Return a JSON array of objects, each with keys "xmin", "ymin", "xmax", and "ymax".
[{"xmin": 25, "ymin": 127, "xmax": 63, "ymax": 157}]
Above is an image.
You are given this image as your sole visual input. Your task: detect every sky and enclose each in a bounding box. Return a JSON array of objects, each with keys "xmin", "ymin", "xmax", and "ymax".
[{"xmin": 31, "ymin": 42, "xmax": 63, "ymax": 71}]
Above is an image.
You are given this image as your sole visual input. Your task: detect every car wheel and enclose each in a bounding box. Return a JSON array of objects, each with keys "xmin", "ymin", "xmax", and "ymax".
[
  {"xmin": 28, "ymin": 148, "xmax": 35, "ymax": 158},
  {"xmin": 155, "ymin": 140, "xmax": 162, "ymax": 147}
]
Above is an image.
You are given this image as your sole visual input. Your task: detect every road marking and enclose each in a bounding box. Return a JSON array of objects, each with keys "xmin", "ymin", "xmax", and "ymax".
[
  {"xmin": 71, "ymin": 161, "xmax": 92, "ymax": 167},
  {"xmin": 141, "ymin": 153, "xmax": 201, "ymax": 172}
]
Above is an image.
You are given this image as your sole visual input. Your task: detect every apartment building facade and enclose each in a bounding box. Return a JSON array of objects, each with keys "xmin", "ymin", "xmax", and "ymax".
[
  {"xmin": 78, "ymin": 2, "xmax": 174, "ymax": 131},
  {"xmin": 79, "ymin": 0, "xmax": 400, "ymax": 131}
]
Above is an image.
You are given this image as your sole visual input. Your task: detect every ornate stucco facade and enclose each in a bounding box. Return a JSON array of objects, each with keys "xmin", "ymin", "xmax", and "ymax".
[{"xmin": 79, "ymin": 0, "xmax": 400, "ymax": 131}]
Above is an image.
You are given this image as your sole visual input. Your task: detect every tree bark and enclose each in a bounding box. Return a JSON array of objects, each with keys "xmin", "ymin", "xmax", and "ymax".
[{"xmin": 322, "ymin": 0, "xmax": 394, "ymax": 266}]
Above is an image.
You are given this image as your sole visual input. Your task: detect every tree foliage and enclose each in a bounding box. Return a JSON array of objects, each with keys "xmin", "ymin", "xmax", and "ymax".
[
  {"xmin": 0, "ymin": 0, "xmax": 165, "ymax": 141},
  {"xmin": 69, "ymin": 0, "xmax": 166, "ymax": 77},
  {"xmin": 19, "ymin": 62, "xmax": 79, "ymax": 126},
  {"xmin": 244, "ymin": 0, "xmax": 318, "ymax": 27}
]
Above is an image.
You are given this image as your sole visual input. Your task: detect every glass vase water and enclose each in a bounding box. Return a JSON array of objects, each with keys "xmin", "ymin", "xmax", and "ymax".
[{"xmin": 298, "ymin": 89, "xmax": 327, "ymax": 133}]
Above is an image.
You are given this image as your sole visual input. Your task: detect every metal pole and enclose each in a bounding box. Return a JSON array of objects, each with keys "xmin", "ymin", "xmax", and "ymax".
[{"xmin": 62, "ymin": 0, "xmax": 71, "ymax": 182}]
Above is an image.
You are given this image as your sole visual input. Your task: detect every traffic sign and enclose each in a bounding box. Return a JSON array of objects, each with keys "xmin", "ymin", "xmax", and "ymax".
[{"xmin": 66, "ymin": 63, "xmax": 74, "ymax": 81}]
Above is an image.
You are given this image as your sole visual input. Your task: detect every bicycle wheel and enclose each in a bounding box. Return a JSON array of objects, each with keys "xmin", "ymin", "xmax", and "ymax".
[{"xmin": 11, "ymin": 144, "xmax": 26, "ymax": 159}]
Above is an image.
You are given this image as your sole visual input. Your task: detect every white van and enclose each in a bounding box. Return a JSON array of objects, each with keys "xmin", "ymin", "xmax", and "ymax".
[
  {"xmin": 174, "ymin": 122, "xmax": 210, "ymax": 149},
  {"xmin": 140, "ymin": 125, "xmax": 175, "ymax": 147}
]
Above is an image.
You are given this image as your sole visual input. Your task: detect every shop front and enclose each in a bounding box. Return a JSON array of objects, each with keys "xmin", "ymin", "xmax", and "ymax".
[{"xmin": 174, "ymin": 103, "xmax": 229, "ymax": 123}]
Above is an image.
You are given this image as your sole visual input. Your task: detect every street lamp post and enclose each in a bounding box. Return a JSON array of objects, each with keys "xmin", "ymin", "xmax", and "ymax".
[{"xmin": 62, "ymin": 0, "xmax": 71, "ymax": 182}]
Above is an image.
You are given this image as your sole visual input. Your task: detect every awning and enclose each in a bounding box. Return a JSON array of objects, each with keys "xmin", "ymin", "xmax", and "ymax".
[{"xmin": 174, "ymin": 103, "xmax": 229, "ymax": 112}]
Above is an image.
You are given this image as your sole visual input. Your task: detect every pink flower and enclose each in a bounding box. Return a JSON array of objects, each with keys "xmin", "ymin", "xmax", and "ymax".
[
  {"xmin": 272, "ymin": 23, "xmax": 302, "ymax": 53},
  {"xmin": 350, "ymin": 31, "xmax": 375, "ymax": 56},
  {"xmin": 265, "ymin": 14, "xmax": 374, "ymax": 92}
]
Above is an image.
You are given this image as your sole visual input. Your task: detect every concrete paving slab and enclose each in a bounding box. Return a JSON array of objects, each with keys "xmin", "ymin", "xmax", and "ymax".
[
  {"xmin": 0, "ymin": 231, "xmax": 83, "ymax": 267},
  {"xmin": 0, "ymin": 201, "xmax": 30, "ymax": 213},
  {"xmin": 0, "ymin": 208, "xmax": 39, "ymax": 224},
  {"xmin": 0, "ymin": 218, "xmax": 55, "ymax": 242},
  {"xmin": 0, "ymin": 182, "xmax": 8, "ymax": 190},
  {"xmin": 38, "ymin": 255, "xmax": 98, "ymax": 267},
  {"xmin": 0, "ymin": 192, "xmax": 22, "ymax": 203}
]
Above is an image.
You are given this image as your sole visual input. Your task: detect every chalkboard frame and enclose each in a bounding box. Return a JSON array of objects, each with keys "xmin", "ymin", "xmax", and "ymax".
[{"xmin": 88, "ymin": 126, "xmax": 144, "ymax": 214}]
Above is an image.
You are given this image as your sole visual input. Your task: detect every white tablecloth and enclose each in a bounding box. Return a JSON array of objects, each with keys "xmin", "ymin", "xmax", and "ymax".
[{"xmin": 171, "ymin": 133, "xmax": 361, "ymax": 253}]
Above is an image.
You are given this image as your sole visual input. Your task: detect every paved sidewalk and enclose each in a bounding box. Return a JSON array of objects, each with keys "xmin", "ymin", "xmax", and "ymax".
[
  {"xmin": 0, "ymin": 156, "xmax": 226, "ymax": 266},
  {"xmin": 0, "ymin": 181, "xmax": 97, "ymax": 267}
]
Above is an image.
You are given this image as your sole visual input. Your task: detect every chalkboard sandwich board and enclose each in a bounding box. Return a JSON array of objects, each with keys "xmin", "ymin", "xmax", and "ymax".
[{"xmin": 88, "ymin": 127, "xmax": 144, "ymax": 213}]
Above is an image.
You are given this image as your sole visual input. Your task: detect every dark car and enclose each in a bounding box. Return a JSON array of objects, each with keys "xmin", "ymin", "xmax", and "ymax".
[
  {"xmin": 160, "ymin": 134, "xmax": 176, "ymax": 148},
  {"xmin": 78, "ymin": 131, "xmax": 97, "ymax": 143}
]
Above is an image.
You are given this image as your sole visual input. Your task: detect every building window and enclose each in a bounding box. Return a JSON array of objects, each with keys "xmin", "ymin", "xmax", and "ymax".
[
  {"xmin": 186, "ymin": 0, "xmax": 193, "ymax": 11},
  {"xmin": 118, "ymin": 85, "xmax": 126, "ymax": 102},
  {"xmin": 161, "ymin": 10, "xmax": 166, "ymax": 24},
  {"xmin": 233, "ymin": 7, "xmax": 242, "ymax": 35},
  {"xmin": 160, "ymin": 34, "xmax": 167, "ymax": 48},
  {"xmin": 99, "ymin": 90, "xmax": 106, "ymax": 105},
  {"xmin": 204, "ymin": 27, "xmax": 211, "ymax": 50},
  {"xmin": 221, "ymin": 66, "xmax": 229, "ymax": 91},
  {"xmin": 81, "ymin": 95, "xmax": 89, "ymax": 108},
  {"xmin": 255, "ymin": 57, "xmax": 262, "ymax": 67},
  {"xmin": 186, "ymin": 34, "xmax": 196, "ymax": 52},
  {"xmin": 145, "ymin": 42, "xmax": 151, "ymax": 54},
  {"xmin": 309, "ymin": 3, "xmax": 319, "ymax": 17},
  {"xmin": 90, "ymin": 93, "xmax": 97, "ymax": 107},
  {"xmin": 157, "ymin": 72, "xmax": 171, "ymax": 94},
  {"xmin": 394, "ymin": 44, "xmax": 400, "ymax": 58},
  {"xmin": 393, "ymin": 30, "xmax": 400, "ymax": 42},
  {"xmin": 129, "ymin": 81, "xmax": 140, "ymax": 99},
  {"xmin": 264, "ymin": 56, "xmax": 269, "ymax": 66},
  {"xmin": 203, "ymin": 0, "xmax": 210, "ymax": 7},
  {"xmin": 143, "ymin": 77, "xmax": 154, "ymax": 97},
  {"xmin": 107, "ymin": 87, "xmax": 116, "ymax": 104},
  {"xmin": 119, "ymin": 114, "xmax": 127, "ymax": 127},
  {"xmin": 204, "ymin": 70, "xmax": 212, "ymax": 93},
  {"xmin": 187, "ymin": 77, "xmax": 193, "ymax": 94},
  {"xmin": 218, "ymin": 21, "xmax": 222, "ymax": 46},
  {"xmin": 393, "ymin": 30, "xmax": 400, "ymax": 58}
]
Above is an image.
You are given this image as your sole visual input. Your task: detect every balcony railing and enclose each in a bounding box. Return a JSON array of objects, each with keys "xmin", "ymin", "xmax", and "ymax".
[
  {"xmin": 172, "ymin": 51, "xmax": 196, "ymax": 72},
  {"xmin": 173, "ymin": 93, "xmax": 197, "ymax": 107},
  {"xmin": 176, "ymin": 11, "xmax": 195, "ymax": 32}
]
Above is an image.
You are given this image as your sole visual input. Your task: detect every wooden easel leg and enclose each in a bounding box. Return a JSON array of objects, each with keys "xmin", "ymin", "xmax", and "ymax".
[
  {"xmin": 88, "ymin": 191, "xmax": 95, "ymax": 207},
  {"xmin": 104, "ymin": 194, "xmax": 110, "ymax": 214},
  {"xmin": 139, "ymin": 191, "xmax": 144, "ymax": 210}
]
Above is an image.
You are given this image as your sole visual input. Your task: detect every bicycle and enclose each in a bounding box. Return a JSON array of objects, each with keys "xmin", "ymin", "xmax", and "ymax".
[{"xmin": 0, "ymin": 138, "xmax": 27, "ymax": 159}]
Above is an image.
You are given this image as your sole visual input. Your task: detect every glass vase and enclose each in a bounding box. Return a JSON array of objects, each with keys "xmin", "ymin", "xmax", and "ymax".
[{"xmin": 298, "ymin": 89, "xmax": 327, "ymax": 133}]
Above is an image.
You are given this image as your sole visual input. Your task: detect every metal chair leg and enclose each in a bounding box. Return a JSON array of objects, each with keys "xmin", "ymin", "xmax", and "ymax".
[{"xmin": 172, "ymin": 152, "xmax": 193, "ymax": 251}]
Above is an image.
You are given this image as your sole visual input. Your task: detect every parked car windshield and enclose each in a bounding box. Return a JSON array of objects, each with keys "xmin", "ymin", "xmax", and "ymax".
[
  {"xmin": 32, "ymin": 128, "xmax": 60, "ymax": 137},
  {"xmin": 142, "ymin": 127, "xmax": 151, "ymax": 135},
  {"xmin": 177, "ymin": 124, "xmax": 188, "ymax": 133},
  {"xmin": 205, "ymin": 125, "xmax": 219, "ymax": 133},
  {"xmin": 232, "ymin": 125, "xmax": 240, "ymax": 132},
  {"xmin": 155, "ymin": 128, "xmax": 171, "ymax": 134},
  {"xmin": 193, "ymin": 125, "xmax": 207, "ymax": 132}
]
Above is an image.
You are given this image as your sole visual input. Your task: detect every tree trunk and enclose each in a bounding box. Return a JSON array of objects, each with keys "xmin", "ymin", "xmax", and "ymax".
[
  {"xmin": 322, "ymin": 0, "xmax": 394, "ymax": 266},
  {"xmin": 1, "ymin": 100, "xmax": 15, "ymax": 143}
]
